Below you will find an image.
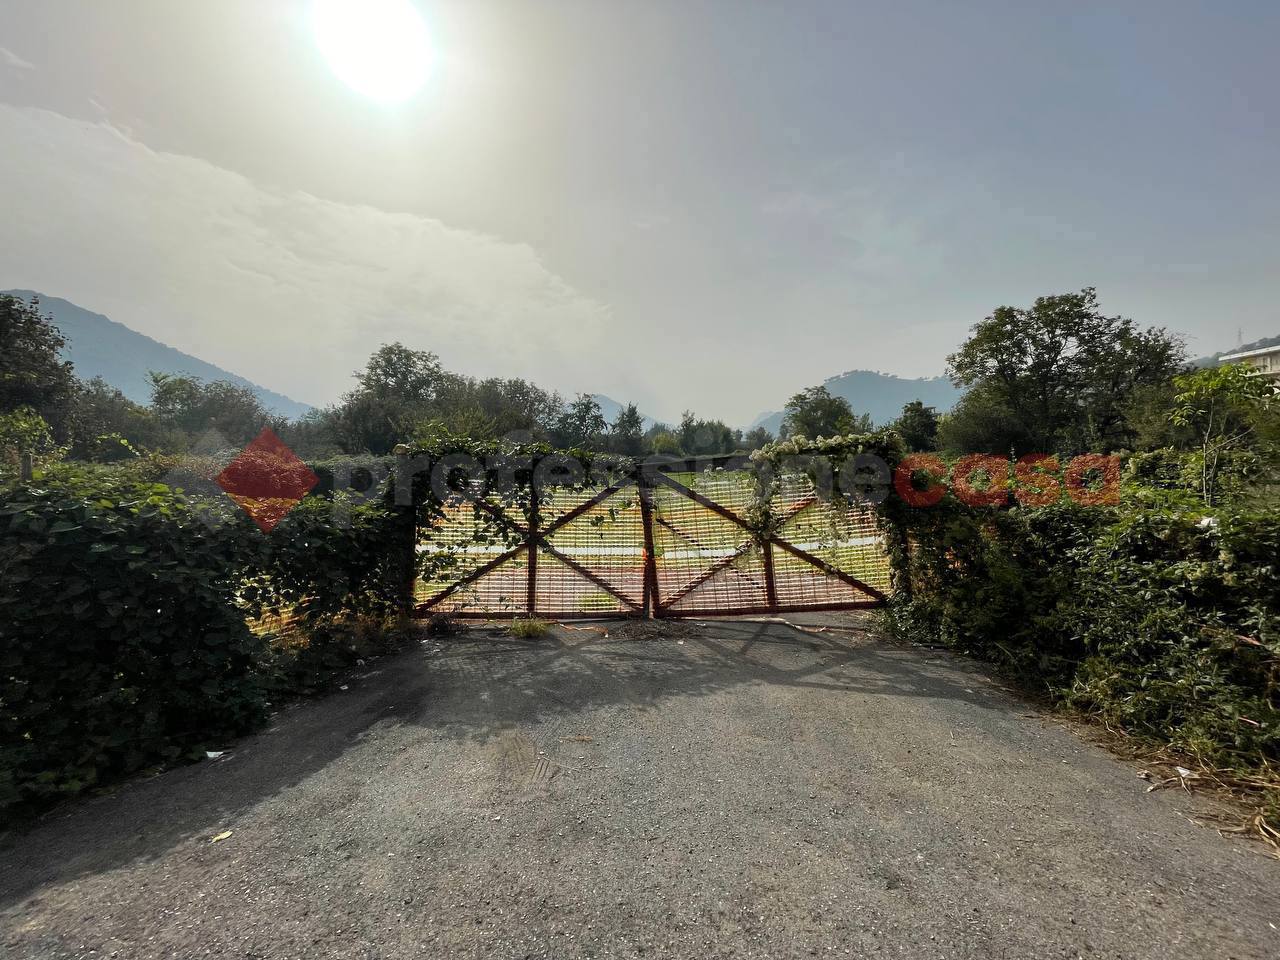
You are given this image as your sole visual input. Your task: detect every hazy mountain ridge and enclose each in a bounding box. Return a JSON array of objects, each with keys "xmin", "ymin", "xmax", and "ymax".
[
  {"xmin": 4, "ymin": 290, "xmax": 314, "ymax": 419},
  {"xmin": 749, "ymin": 369, "xmax": 963, "ymax": 435}
]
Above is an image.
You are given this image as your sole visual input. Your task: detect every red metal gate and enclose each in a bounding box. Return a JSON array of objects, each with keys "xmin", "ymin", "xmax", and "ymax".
[{"xmin": 414, "ymin": 457, "xmax": 889, "ymax": 619}]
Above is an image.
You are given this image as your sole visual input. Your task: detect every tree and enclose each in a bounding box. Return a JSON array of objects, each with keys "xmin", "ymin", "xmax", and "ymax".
[
  {"xmin": 1170, "ymin": 363, "xmax": 1276, "ymax": 505},
  {"xmin": 554, "ymin": 394, "xmax": 608, "ymax": 449},
  {"xmin": 68, "ymin": 377, "xmax": 165, "ymax": 457},
  {"xmin": 148, "ymin": 373, "xmax": 273, "ymax": 447},
  {"xmin": 936, "ymin": 384, "xmax": 1034, "ymax": 455},
  {"xmin": 331, "ymin": 343, "xmax": 447, "ymax": 453},
  {"xmin": 742, "ymin": 426, "xmax": 773, "ymax": 451},
  {"xmin": 946, "ymin": 288, "xmax": 1184, "ymax": 453},
  {"xmin": 648, "ymin": 429, "xmax": 682, "ymax": 456},
  {"xmin": 1121, "ymin": 381, "xmax": 1196, "ymax": 452},
  {"xmin": 892, "ymin": 400, "xmax": 939, "ymax": 451},
  {"xmin": 0, "ymin": 406, "xmax": 55, "ymax": 468},
  {"xmin": 329, "ymin": 392, "xmax": 410, "ymax": 455},
  {"xmin": 435, "ymin": 375, "xmax": 563, "ymax": 439},
  {"xmin": 330, "ymin": 344, "xmax": 567, "ymax": 451},
  {"xmin": 780, "ymin": 386, "xmax": 870, "ymax": 439},
  {"xmin": 352, "ymin": 342, "xmax": 444, "ymax": 405},
  {"xmin": 0, "ymin": 294, "xmax": 75, "ymax": 436},
  {"xmin": 472, "ymin": 377, "xmax": 562, "ymax": 438},
  {"xmin": 676, "ymin": 411, "xmax": 738, "ymax": 455},
  {"xmin": 609, "ymin": 403, "xmax": 646, "ymax": 455},
  {"xmin": 276, "ymin": 408, "xmax": 343, "ymax": 459}
]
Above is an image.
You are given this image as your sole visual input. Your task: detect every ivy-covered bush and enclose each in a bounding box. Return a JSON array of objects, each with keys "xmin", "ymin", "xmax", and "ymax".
[
  {"xmin": 0, "ymin": 473, "xmax": 267, "ymax": 811},
  {"xmin": 0, "ymin": 406, "xmax": 58, "ymax": 477},
  {"xmin": 883, "ymin": 500, "xmax": 1111, "ymax": 685},
  {"xmin": 748, "ymin": 434, "xmax": 1278, "ymax": 788},
  {"xmin": 880, "ymin": 480, "xmax": 1280, "ymax": 781},
  {"xmin": 1125, "ymin": 447, "xmax": 1269, "ymax": 508},
  {"xmin": 0, "ymin": 460, "xmax": 411, "ymax": 815},
  {"xmin": 1060, "ymin": 509, "xmax": 1280, "ymax": 769}
]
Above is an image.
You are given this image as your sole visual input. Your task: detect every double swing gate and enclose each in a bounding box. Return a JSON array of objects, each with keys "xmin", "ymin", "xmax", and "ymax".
[{"xmin": 413, "ymin": 454, "xmax": 891, "ymax": 620}]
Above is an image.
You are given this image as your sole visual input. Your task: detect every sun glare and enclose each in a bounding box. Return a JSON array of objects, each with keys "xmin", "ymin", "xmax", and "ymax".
[{"xmin": 312, "ymin": 0, "xmax": 432, "ymax": 104}]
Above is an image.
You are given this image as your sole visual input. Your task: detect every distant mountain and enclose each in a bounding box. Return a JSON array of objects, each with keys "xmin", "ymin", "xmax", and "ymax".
[
  {"xmin": 591, "ymin": 394, "xmax": 658, "ymax": 431},
  {"xmin": 4, "ymin": 291, "xmax": 313, "ymax": 419},
  {"xmin": 1193, "ymin": 334, "xmax": 1280, "ymax": 369},
  {"xmin": 748, "ymin": 369, "xmax": 963, "ymax": 435}
]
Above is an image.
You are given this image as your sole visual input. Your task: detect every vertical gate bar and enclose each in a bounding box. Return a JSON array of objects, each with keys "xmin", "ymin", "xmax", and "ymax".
[
  {"xmin": 526, "ymin": 483, "xmax": 539, "ymax": 617},
  {"xmin": 393, "ymin": 449, "xmax": 419, "ymax": 615},
  {"xmin": 762, "ymin": 538, "xmax": 779, "ymax": 611},
  {"xmin": 756, "ymin": 460, "xmax": 779, "ymax": 612},
  {"xmin": 637, "ymin": 471, "xmax": 659, "ymax": 618}
]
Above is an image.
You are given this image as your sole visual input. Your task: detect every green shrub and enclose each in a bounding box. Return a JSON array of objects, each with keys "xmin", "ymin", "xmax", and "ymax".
[
  {"xmin": 884, "ymin": 499, "xmax": 1108, "ymax": 685},
  {"xmin": 0, "ymin": 474, "xmax": 267, "ymax": 811},
  {"xmin": 0, "ymin": 406, "xmax": 55, "ymax": 455},
  {"xmin": 81, "ymin": 433, "xmax": 141, "ymax": 464},
  {"xmin": 1059, "ymin": 509, "xmax": 1280, "ymax": 769},
  {"xmin": 0, "ymin": 459, "xmax": 411, "ymax": 814},
  {"xmin": 508, "ymin": 618, "xmax": 551, "ymax": 639},
  {"xmin": 882, "ymin": 493, "xmax": 1280, "ymax": 777},
  {"xmin": 0, "ymin": 406, "xmax": 59, "ymax": 478}
]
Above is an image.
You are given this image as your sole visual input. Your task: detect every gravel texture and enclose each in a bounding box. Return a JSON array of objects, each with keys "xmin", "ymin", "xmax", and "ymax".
[{"xmin": 2, "ymin": 614, "xmax": 1277, "ymax": 959}]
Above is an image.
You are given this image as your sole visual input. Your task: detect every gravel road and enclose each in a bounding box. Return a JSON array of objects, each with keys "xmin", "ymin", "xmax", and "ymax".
[{"xmin": 2, "ymin": 615, "xmax": 1277, "ymax": 959}]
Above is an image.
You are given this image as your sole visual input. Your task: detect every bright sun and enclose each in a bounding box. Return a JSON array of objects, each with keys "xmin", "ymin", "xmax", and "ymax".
[{"xmin": 313, "ymin": 0, "xmax": 432, "ymax": 104}]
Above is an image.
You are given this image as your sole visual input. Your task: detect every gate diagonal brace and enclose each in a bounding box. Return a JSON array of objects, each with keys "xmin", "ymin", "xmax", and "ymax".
[
  {"xmin": 768, "ymin": 537, "xmax": 888, "ymax": 602},
  {"xmin": 654, "ymin": 491, "xmax": 819, "ymax": 609},
  {"xmin": 656, "ymin": 521, "xmax": 763, "ymax": 608},
  {"xmin": 464, "ymin": 490, "xmax": 643, "ymax": 611},
  {"xmin": 651, "ymin": 473, "xmax": 884, "ymax": 605},
  {"xmin": 648, "ymin": 471, "xmax": 754, "ymax": 531},
  {"xmin": 415, "ymin": 542, "xmax": 525, "ymax": 613}
]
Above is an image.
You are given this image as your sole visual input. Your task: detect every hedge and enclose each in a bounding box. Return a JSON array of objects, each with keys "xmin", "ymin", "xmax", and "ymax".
[
  {"xmin": 882, "ymin": 493, "xmax": 1280, "ymax": 786},
  {"xmin": 748, "ymin": 435, "xmax": 1279, "ymax": 795},
  {"xmin": 0, "ymin": 464, "xmax": 408, "ymax": 814}
]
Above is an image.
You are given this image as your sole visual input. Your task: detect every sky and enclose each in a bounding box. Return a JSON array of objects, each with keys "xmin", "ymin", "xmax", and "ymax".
[{"xmin": 1, "ymin": 0, "xmax": 1278, "ymax": 425}]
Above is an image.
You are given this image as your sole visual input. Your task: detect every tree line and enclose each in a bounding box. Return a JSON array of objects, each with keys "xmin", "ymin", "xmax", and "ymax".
[
  {"xmin": 2, "ymin": 289, "xmax": 1275, "ymax": 498},
  {"xmin": 0, "ymin": 293, "xmax": 813, "ymax": 460}
]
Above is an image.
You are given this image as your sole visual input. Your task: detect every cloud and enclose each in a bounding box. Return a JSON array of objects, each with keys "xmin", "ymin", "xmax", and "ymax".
[
  {"xmin": 0, "ymin": 47, "xmax": 35, "ymax": 71},
  {"xmin": 0, "ymin": 103, "xmax": 614, "ymax": 406}
]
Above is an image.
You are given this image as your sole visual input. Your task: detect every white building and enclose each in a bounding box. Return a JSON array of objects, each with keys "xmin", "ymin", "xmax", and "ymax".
[{"xmin": 1219, "ymin": 344, "xmax": 1280, "ymax": 383}]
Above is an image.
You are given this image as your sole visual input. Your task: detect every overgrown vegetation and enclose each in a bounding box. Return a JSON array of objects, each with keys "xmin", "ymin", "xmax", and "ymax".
[
  {"xmin": 0, "ymin": 463, "xmax": 412, "ymax": 815},
  {"xmin": 874, "ymin": 461, "xmax": 1280, "ymax": 825},
  {"xmin": 747, "ymin": 427, "xmax": 1279, "ymax": 833}
]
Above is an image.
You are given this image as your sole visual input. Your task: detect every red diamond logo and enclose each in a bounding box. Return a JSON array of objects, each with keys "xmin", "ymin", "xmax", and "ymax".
[{"xmin": 216, "ymin": 428, "xmax": 319, "ymax": 533}]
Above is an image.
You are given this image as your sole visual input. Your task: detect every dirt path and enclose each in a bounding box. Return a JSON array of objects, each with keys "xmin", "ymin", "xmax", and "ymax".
[{"xmin": 2, "ymin": 616, "xmax": 1276, "ymax": 959}]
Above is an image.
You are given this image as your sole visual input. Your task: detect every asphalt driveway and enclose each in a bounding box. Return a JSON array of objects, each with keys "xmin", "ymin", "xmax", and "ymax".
[{"xmin": 2, "ymin": 615, "xmax": 1276, "ymax": 959}]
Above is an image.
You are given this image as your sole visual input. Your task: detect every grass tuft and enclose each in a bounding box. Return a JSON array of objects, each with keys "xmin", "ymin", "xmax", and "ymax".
[{"xmin": 508, "ymin": 618, "xmax": 552, "ymax": 640}]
